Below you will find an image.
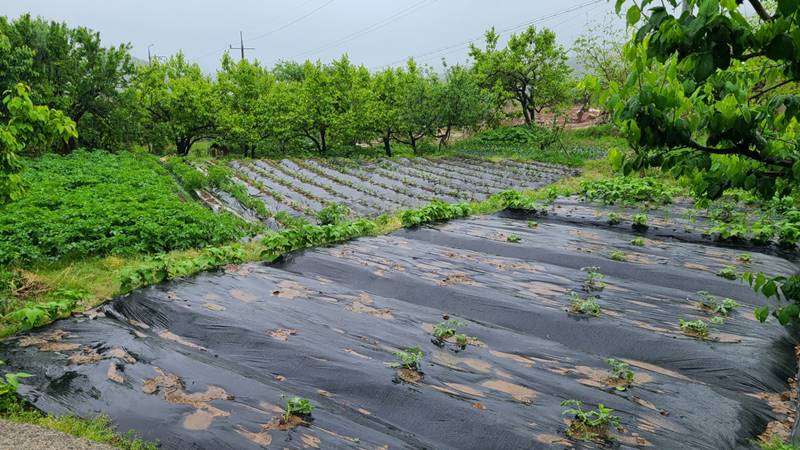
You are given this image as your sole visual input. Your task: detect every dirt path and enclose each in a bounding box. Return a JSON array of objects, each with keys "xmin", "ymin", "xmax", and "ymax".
[{"xmin": 0, "ymin": 419, "xmax": 117, "ymax": 450}]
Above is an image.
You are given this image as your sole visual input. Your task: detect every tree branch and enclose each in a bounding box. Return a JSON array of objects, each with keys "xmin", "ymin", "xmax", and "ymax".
[{"xmin": 748, "ymin": 0, "xmax": 773, "ymax": 21}]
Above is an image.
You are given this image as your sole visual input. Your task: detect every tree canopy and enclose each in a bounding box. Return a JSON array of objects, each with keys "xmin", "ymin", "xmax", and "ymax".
[{"xmin": 602, "ymin": 0, "xmax": 800, "ymax": 199}]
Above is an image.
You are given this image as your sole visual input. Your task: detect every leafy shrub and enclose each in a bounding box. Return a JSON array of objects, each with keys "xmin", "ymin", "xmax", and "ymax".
[
  {"xmin": 0, "ymin": 364, "xmax": 32, "ymax": 414},
  {"xmin": 118, "ymin": 244, "xmax": 246, "ymax": 293},
  {"xmin": 608, "ymin": 250, "xmax": 626, "ymax": 262},
  {"xmin": 315, "ymin": 203, "xmax": 351, "ymax": 226},
  {"xmin": 0, "ymin": 151, "xmax": 250, "ymax": 265},
  {"xmin": 580, "ymin": 177, "xmax": 679, "ymax": 205},
  {"xmin": 498, "ymin": 190, "xmax": 540, "ymax": 211},
  {"xmin": 607, "ymin": 212, "xmax": 623, "ymax": 225},
  {"xmin": 261, "ymin": 219, "xmax": 377, "ymax": 262},
  {"xmin": 4, "ymin": 298, "xmax": 77, "ymax": 331},
  {"xmin": 745, "ymin": 273, "xmax": 800, "ymax": 325},
  {"xmin": 400, "ymin": 200, "xmax": 472, "ymax": 227},
  {"xmin": 630, "ymin": 237, "xmax": 645, "ymax": 247}
]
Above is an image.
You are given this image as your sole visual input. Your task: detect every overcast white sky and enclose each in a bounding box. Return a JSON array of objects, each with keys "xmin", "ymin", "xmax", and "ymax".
[{"xmin": 3, "ymin": 0, "xmax": 622, "ymax": 72}]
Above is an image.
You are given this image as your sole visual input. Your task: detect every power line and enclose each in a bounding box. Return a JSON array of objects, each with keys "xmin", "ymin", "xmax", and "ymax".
[
  {"xmin": 288, "ymin": 0, "xmax": 437, "ymax": 60},
  {"xmin": 245, "ymin": 0, "xmax": 336, "ymax": 44},
  {"xmin": 190, "ymin": 0, "xmax": 331, "ymax": 62},
  {"xmin": 371, "ymin": 0, "xmax": 604, "ymax": 70}
]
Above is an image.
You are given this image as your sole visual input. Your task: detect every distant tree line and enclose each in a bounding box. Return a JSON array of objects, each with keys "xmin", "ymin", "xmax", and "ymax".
[{"xmin": 0, "ymin": 14, "xmax": 584, "ymax": 158}]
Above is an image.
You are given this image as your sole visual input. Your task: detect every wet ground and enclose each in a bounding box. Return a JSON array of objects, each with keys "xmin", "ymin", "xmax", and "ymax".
[{"xmin": 1, "ymin": 208, "xmax": 797, "ymax": 449}]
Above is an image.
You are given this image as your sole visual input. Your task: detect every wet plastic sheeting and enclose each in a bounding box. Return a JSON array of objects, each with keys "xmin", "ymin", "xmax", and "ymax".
[{"xmin": 1, "ymin": 213, "xmax": 798, "ymax": 449}]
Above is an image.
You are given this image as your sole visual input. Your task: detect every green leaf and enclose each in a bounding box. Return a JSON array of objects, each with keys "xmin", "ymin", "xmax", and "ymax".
[
  {"xmin": 754, "ymin": 306, "xmax": 770, "ymax": 323},
  {"xmin": 616, "ymin": 0, "xmax": 626, "ymax": 15},
  {"xmin": 626, "ymin": 5, "xmax": 642, "ymax": 26},
  {"xmin": 778, "ymin": 0, "xmax": 799, "ymax": 17}
]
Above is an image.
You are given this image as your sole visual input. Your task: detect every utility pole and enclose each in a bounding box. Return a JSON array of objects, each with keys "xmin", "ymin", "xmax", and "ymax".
[{"xmin": 229, "ymin": 31, "xmax": 254, "ymax": 61}]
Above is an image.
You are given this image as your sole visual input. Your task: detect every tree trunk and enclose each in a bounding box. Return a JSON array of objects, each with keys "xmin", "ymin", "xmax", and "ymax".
[
  {"xmin": 176, "ymin": 137, "xmax": 191, "ymax": 156},
  {"xmin": 383, "ymin": 135, "xmax": 392, "ymax": 157},
  {"xmin": 520, "ymin": 98, "xmax": 532, "ymax": 125},
  {"xmin": 409, "ymin": 133, "xmax": 418, "ymax": 155},
  {"xmin": 319, "ymin": 127, "xmax": 328, "ymax": 154},
  {"xmin": 439, "ymin": 124, "xmax": 452, "ymax": 148}
]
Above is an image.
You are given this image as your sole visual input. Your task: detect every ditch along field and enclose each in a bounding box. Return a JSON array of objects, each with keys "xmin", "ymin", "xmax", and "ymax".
[{"xmin": 1, "ymin": 187, "xmax": 799, "ymax": 449}]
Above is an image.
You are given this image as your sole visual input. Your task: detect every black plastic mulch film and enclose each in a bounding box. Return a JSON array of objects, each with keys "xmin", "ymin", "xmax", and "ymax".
[{"xmin": 1, "ymin": 208, "xmax": 798, "ymax": 450}]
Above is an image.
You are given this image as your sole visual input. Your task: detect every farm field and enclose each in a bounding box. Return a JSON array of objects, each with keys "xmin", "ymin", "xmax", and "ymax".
[
  {"xmin": 206, "ymin": 157, "xmax": 577, "ymax": 227},
  {"xmin": 1, "ymin": 202, "xmax": 797, "ymax": 449}
]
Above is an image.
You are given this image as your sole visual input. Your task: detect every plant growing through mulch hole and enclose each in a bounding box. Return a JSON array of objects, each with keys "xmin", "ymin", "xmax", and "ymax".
[
  {"xmin": 630, "ymin": 237, "xmax": 645, "ymax": 247},
  {"xmin": 608, "ymin": 250, "xmax": 626, "ymax": 262},
  {"xmin": 391, "ymin": 346, "xmax": 424, "ymax": 371},
  {"xmin": 281, "ymin": 396, "xmax": 313, "ymax": 424},
  {"xmin": 527, "ymin": 220, "xmax": 539, "ymax": 228},
  {"xmin": 581, "ymin": 267, "xmax": 606, "ymax": 292},
  {"xmin": 736, "ymin": 253, "xmax": 752, "ymax": 264},
  {"xmin": 607, "ymin": 212, "xmax": 623, "ymax": 225},
  {"xmin": 432, "ymin": 319, "xmax": 463, "ymax": 344},
  {"xmin": 560, "ymin": 400, "xmax": 621, "ymax": 442},
  {"xmin": 717, "ymin": 266, "xmax": 738, "ymax": 280},
  {"xmin": 697, "ymin": 291, "xmax": 740, "ymax": 316},
  {"xmin": 632, "ymin": 213, "xmax": 648, "ymax": 231},
  {"xmin": 507, "ymin": 234, "xmax": 522, "ymax": 243},
  {"xmin": 679, "ymin": 319, "xmax": 709, "ymax": 338},
  {"xmin": 569, "ymin": 292, "xmax": 601, "ymax": 317},
  {"xmin": 606, "ymin": 358, "xmax": 634, "ymax": 391}
]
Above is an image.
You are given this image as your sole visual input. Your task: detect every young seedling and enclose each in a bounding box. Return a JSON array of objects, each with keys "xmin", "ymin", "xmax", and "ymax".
[
  {"xmin": 569, "ymin": 292, "xmax": 601, "ymax": 317},
  {"xmin": 717, "ymin": 266, "xmax": 738, "ymax": 280},
  {"xmin": 391, "ymin": 346, "xmax": 424, "ymax": 372},
  {"xmin": 561, "ymin": 400, "xmax": 621, "ymax": 442},
  {"xmin": 608, "ymin": 250, "xmax": 626, "ymax": 262},
  {"xmin": 632, "ymin": 213, "xmax": 649, "ymax": 231},
  {"xmin": 697, "ymin": 291, "xmax": 740, "ymax": 316},
  {"xmin": 432, "ymin": 319, "xmax": 464, "ymax": 344},
  {"xmin": 455, "ymin": 334, "xmax": 468, "ymax": 350},
  {"xmin": 607, "ymin": 212, "xmax": 623, "ymax": 225},
  {"xmin": 507, "ymin": 234, "xmax": 522, "ymax": 243},
  {"xmin": 606, "ymin": 358, "xmax": 635, "ymax": 391},
  {"xmin": 527, "ymin": 220, "xmax": 539, "ymax": 228},
  {"xmin": 679, "ymin": 319, "xmax": 709, "ymax": 338},
  {"xmin": 736, "ymin": 253, "xmax": 752, "ymax": 264},
  {"xmin": 581, "ymin": 266, "xmax": 606, "ymax": 292},
  {"xmin": 281, "ymin": 396, "xmax": 313, "ymax": 424},
  {"xmin": 630, "ymin": 237, "xmax": 646, "ymax": 247}
]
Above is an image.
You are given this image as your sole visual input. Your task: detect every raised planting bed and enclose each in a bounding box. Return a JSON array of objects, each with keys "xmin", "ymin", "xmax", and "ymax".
[{"xmin": 1, "ymin": 207, "xmax": 797, "ymax": 449}]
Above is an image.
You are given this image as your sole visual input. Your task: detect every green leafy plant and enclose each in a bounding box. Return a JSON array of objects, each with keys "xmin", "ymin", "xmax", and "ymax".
[
  {"xmin": 315, "ymin": 203, "xmax": 351, "ymax": 226},
  {"xmin": 506, "ymin": 234, "xmax": 521, "ymax": 243},
  {"xmin": 560, "ymin": 400, "xmax": 620, "ymax": 442},
  {"xmin": 744, "ymin": 273, "xmax": 800, "ymax": 325},
  {"xmin": 697, "ymin": 291, "xmax": 739, "ymax": 316},
  {"xmin": 679, "ymin": 319, "xmax": 709, "ymax": 339},
  {"xmin": 631, "ymin": 213, "xmax": 648, "ymax": 231},
  {"xmin": 717, "ymin": 266, "xmax": 738, "ymax": 280},
  {"xmin": 432, "ymin": 319, "xmax": 464, "ymax": 344},
  {"xmin": 281, "ymin": 396, "xmax": 313, "ymax": 423},
  {"xmin": 607, "ymin": 212, "xmax": 623, "ymax": 225},
  {"xmin": 606, "ymin": 358, "xmax": 634, "ymax": 391},
  {"xmin": 391, "ymin": 346, "xmax": 424, "ymax": 371},
  {"xmin": 736, "ymin": 253, "xmax": 752, "ymax": 264},
  {"xmin": 400, "ymin": 200, "xmax": 472, "ymax": 227},
  {"xmin": 581, "ymin": 266, "xmax": 606, "ymax": 292},
  {"xmin": 527, "ymin": 220, "xmax": 539, "ymax": 228},
  {"xmin": 608, "ymin": 250, "xmax": 626, "ymax": 262},
  {"xmin": 580, "ymin": 177, "xmax": 678, "ymax": 205},
  {"xmin": 569, "ymin": 292, "xmax": 601, "ymax": 317},
  {"xmin": 630, "ymin": 237, "xmax": 645, "ymax": 247}
]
